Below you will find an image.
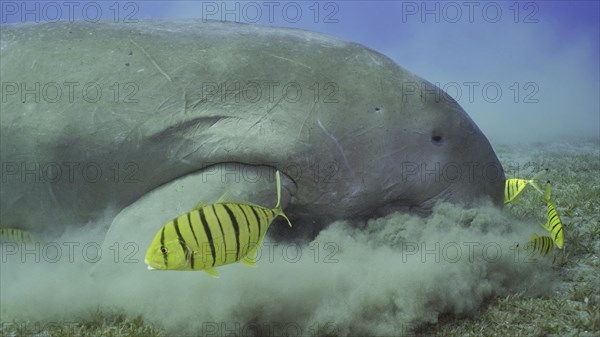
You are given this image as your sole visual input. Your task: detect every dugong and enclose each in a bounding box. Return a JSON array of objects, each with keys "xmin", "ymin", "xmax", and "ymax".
[{"xmin": 0, "ymin": 20, "xmax": 504, "ymax": 242}]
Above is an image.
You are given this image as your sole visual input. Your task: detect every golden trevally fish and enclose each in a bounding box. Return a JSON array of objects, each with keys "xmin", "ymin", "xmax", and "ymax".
[
  {"xmin": 0, "ymin": 227, "xmax": 37, "ymax": 244},
  {"xmin": 517, "ymin": 232, "xmax": 554, "ymax": 257},
  {"xmin": 144, "ymin": 170, "xmax": 292, "ymax": 277},
  {"xmin": 540, "ymin": 181, "xmax": 564, "ymax": 249},
  {"xmin": 504, "ymin": 169, "xmax": 547, "ymax": 204}
]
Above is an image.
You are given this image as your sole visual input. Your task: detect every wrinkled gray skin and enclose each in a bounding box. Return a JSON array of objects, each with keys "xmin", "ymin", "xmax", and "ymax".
[{"xmin": 0, "ymin": 20, "xmax": 504, "ymax": 243}]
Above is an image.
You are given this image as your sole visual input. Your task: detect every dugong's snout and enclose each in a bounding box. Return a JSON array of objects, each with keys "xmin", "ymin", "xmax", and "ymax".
[
  {"xmin": 449, "ymin": 127, "xmax": 505, "ymax": 207},
  {"xmin": 378, "ymin": 79, "xmax": 506, "ymax": 213},
  {"xmin": 426, "ymin": 103, "xmax": 506, "ymax": 208}
]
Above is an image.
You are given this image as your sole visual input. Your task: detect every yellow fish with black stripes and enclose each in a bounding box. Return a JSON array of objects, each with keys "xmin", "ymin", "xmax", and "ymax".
[
  {"xmin": 517, "ymin": 232, "xmax": 554, "ymax": 256},
  {"xmin": 0, "ymin": 227, "xmax": 37, "ymax": 244},
  {"xmin": 504, "ymin": 169, "xmax": 547, "ymax": 204},
  {"xmin": 540, "ymin": 181, "xmax": 564, "ymax": 249},
  {"xmin": 144, "ymin": 170, "xmax": 292, "ymax": 277}
]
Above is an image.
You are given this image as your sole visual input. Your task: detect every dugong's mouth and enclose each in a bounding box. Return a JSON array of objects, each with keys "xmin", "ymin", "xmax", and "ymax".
[
  {"xmin": 373, "ymin": 185, "xmax": 452, "ymax": 218},
  {"xmin": 372, "ymin": 200, "xmax": 435, "ymax": 218}
]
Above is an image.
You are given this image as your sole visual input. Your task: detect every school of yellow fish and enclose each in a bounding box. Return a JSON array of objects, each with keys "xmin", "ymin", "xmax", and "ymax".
[{"xmin": 505, "ymin": 169, "xmax": 565, "ymax": 257}]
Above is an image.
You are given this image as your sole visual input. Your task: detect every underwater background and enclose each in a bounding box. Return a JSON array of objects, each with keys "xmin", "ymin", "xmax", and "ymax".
[{"xmin": 1, "ymin": 1, "xmax": 598, "ymax": 336}]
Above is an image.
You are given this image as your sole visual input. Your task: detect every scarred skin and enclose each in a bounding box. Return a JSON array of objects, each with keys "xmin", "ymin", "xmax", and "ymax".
[{"xmin": 0, "ymin": 20, "xmax": 504, "ymax": 240}]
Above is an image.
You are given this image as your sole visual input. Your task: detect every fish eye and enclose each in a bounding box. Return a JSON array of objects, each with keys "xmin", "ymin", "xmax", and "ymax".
[{"xmin": 160, "ymin": 247, "xmax": 168, "ymax": 254}]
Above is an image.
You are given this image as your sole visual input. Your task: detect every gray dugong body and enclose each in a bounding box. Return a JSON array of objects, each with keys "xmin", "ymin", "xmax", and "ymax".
[{"xmin": 0, "ymin": 20, "xmax": 504, "ymax": 240}]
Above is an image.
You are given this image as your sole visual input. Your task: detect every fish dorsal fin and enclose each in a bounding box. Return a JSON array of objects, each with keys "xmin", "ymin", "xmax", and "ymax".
[
  {"xmin": 273, "ymin": 170, "xmax": 292, "ymax": 227},
  {"xmin": 192, "ymin": 191, "xmax": 237, "ymax": 210},
  {"xmin": 510, "ymin": 198, "xmax": 523, "ymax": 206},
  {"xmin": 192, "ymin": 192, "xmax": 235, "ymax": 210},
  {"xmin": 275, "ymin": 170, "xmax": 283, "ymax": 209},
  {"xmin": 539, "ymin": 220, "xmax": 550, "ymax": 232},
  {"xmin": 192, "ymin": 200, "xmax": 209, "ymax": 211},
  {"xmin": 203, "ymin": 267, "xmax": 219, "ymax": 278},
  {"xmin": 215, "ymin": 191, "xmax": 234, "ymax": 204},
  {"xmin": 192, "ymin": 192, "xmax": 236, "ymax": 210}
]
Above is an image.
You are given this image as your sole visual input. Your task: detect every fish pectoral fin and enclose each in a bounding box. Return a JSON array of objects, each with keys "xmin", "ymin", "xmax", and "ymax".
[
  {"xmin": 203, "ymin": 268, "xmax": 219, "ymax": 278},
  {"xmin": 239, "ymin": 256, "xmax": 257, "ymax": 267},
  {"xmin": 240, "ymin": 243, "xmax": 261, "ymax": 267}
]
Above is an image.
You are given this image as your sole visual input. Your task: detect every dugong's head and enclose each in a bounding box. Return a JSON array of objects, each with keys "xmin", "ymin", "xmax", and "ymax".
[
  {"xmin": 359, "ymin": 73, "xmax": 505, "ymax": 217},
  {"xmin": 0, "ymin": 20, "xmax": 505, "ymax": 237},
  {"xmin": 316, "ymin": 46, "xmax": 505, "ymax": 219},
  {"xmin": 400, "ymin": 83, "xmax": 502, "ymax": 211}
]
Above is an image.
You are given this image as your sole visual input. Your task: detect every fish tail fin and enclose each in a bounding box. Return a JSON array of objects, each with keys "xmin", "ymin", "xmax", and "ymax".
[
  {"xmin": 274, "ymin": 206, "xmax": 292, "ymax": 228},
  {"xmin": 529, "ymin": 180, "xmax": 544, "ymax": 196},
  {"xmin": 532, "ymin": 168, "xmax": 549, "ymax": 181},
  {"xmin": 529, "ymin": 168, "xmax": 548, "ymax": 195},
  {"xmin": 274, "ymin": 170, "xmax": 292, "ymax": 227},
  {"xmin": 276, "ymin": 210, "xmax": 293, "ymax": 228}
]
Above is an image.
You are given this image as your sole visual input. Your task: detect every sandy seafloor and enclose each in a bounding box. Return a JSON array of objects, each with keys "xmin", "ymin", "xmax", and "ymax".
[{"xmin": 1, "ymin": 137, "xmax": 598, "ymax": 337}]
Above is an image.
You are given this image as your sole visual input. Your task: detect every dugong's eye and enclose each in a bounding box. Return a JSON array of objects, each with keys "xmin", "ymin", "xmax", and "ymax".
[
  {"xmin": 160, "ymin": 247, "xmax": 168, "ymax": 254},
  {"xmin": 431, "ymin": 135, "xmax": 443, "ymax": 146}
]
